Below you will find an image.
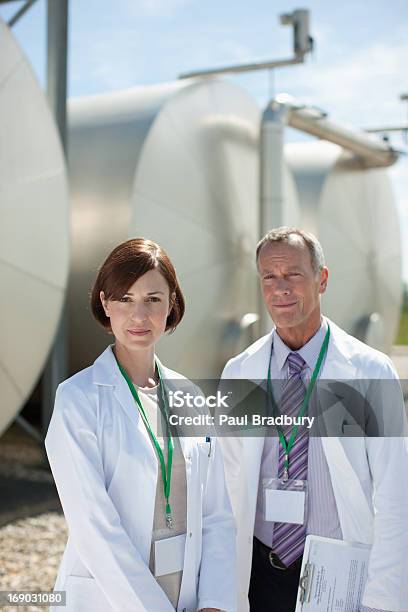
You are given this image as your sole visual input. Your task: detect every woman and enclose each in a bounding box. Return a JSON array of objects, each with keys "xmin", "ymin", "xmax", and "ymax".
[{"xmin": 45, "ymin": 238, "xmax": 236, "ymax": 612}]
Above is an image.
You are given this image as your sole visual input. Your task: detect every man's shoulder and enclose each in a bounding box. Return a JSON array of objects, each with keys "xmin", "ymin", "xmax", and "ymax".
[
  {"xmin": 222, "ymin": 332, "xmax": 272, "ymax": 377},
  {"xmin": 327, "ymin": 318, "xmax": 396, "ymax": 376}
]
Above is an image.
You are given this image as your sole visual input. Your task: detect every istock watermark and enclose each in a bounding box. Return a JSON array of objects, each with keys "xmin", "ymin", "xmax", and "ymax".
[
  {"xmin": 168, "ymin": 389, "xmax": 232, "ymax": 409},
  {"xmin": 157, "ymin": 378, "xmax": 407, "ymax": 438}
]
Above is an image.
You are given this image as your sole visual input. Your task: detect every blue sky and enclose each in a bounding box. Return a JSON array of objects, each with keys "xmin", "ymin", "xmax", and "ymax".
[{"xmin": 2, "ymin": 0, "xmax": 408, "ymax": 279}]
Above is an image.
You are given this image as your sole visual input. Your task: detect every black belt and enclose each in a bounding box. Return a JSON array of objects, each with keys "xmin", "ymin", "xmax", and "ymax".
[{"xmin": 253, "ymin": 536, "xmax": 303, "ymax": 571}]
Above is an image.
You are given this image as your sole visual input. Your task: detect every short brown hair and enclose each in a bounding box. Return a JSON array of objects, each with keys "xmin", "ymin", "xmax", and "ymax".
[
  {"xmin": 256, "ymin": 227, "xmax": 325, "ymax": 273},
  {"xmin": 91, "ymin": 238, "xmax": 185, "ymax": 332}
]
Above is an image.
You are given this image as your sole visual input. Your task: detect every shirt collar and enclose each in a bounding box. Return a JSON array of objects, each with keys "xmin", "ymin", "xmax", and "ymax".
[{"xmin": 272, "ymin": 317, "xmax": 328, "ymax": 372}]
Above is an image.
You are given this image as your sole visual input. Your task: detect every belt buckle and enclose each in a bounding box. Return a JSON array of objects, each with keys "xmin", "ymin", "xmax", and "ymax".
[{"xmin": 268, "ymin": 551, "xmax": 287, "ymax": 571}]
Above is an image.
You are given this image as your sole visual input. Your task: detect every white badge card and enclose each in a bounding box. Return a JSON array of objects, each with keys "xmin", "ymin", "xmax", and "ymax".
[
  {"xmin": 153, "ymin": 533, "xmax": 186, "ymax": 577},
  {"xmin": 263, "ymin": 478, "xmax": 307, "ymax": 525}
]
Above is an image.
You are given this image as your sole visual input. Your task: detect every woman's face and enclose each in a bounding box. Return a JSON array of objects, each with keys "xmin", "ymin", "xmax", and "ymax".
[{"xmin": 100, "ymin": 269, "xmax": 173, "ymax": 353}]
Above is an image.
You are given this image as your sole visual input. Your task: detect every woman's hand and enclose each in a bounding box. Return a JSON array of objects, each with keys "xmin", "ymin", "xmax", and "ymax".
[{"xmin": 199, "ymin": 609, "xmax": 222, "ymax": 612}]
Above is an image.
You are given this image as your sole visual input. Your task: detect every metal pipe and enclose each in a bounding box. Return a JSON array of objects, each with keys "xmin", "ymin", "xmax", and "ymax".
[
  {"xmin": 269, "ymin": 95, "xmax": 399, "ymax": 168},
  {"xmin": 366, "ymin": 125, "xmax": 408, "ymax": 134},
  {"xmin": 7, "ymin": 0, "xmax": 38, "ymax": 27},
  {"xmin": 180, "ymin": 9, "xmax": 313, "ymax": 80},
  {"xmin": 46, "ymin": 0, "xmax": 69, "ymax": 146},
  {"xmin": 42, "ymin": 0, "xmax": 69, "ymax": 435},
  {"xmin": 15, "ymin": 415, "xmax": 43, "ymax": 444},
  {"xmin": 258, "ymin": 103, "xmax": 289, "ymax": 334},
  {"xmin": 180, "ymin": 56, "xmax": 303, "ymax": 80},
  {"xmin": 260, "ymin": 104, "xmax": 287, "ymax": 234}
]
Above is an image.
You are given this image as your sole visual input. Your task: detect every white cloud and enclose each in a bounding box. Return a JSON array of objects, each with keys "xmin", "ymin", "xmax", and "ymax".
[
  {"xmin": 277, "ymin": 40, "xmax": 408, "ymax": 128},
  {"xmin": 70, "ymin": 31, "xmax": 146, "ymax": 92},
  {"xmin": 70, "ymin": 21, "xmax": 253, "ymax": 93}
]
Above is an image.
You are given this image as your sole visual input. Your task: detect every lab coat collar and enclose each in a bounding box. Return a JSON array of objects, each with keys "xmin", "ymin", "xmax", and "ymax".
[
  {"xmin": 272, "ymin": 318, "xmax": 328, "ymax": 372},
  {"xmin": 92, "ymin": 344, "xmax": 121, "ymax": 386},
  {"xmin": 91, "ymin": 345, "xmax": 155, "ymax": 450},
  {"xmin": 92, "ymin": 344, "xmax": 172, "ymax": 386},
  {"xmin": 240, "ymin": 316, "xmax": 357, "ymax": 381},
  {"xmin": 91, "ymin": 345, "xmax": 194, "ymax": 460},
  {"xmin": 320, "ymin": 317, "xmax": 357, "ymax": 380},
  {"xmin": 240, "ymin": 332, "xmax": 273, "ymax": 381}
]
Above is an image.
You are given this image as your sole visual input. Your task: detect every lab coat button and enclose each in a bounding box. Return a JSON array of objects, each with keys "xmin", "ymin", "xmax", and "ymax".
[{"xmin": 189, "ymin": 532, "xmax": 192, "ymax": 538}]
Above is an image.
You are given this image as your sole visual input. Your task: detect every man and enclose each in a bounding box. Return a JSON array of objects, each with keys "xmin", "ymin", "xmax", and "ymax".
[{"xmin": 220, "ymin": 227, "xmax": 408, "ymax": 612}]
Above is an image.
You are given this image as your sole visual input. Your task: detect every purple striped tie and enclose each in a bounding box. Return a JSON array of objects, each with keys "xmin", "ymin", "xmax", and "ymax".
[{"xmin": 272, "ymin": 352, "xmax": 308, "ymax": 567}]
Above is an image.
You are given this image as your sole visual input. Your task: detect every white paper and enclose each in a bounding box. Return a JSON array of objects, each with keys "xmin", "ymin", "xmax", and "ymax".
[
  {"xmin": 153, "ymin": 533, "xmax": 186, "ymax": 577},
  {"xmin": 295, "ymin": 535, "xmax": 371, "ymax": 611},
  {"xmin": 265, "ymin": 488, "xmax": 305, "ymax": 524}
]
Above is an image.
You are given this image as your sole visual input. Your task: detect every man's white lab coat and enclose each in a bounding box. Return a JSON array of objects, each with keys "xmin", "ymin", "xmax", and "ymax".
[{"xmin": 220, "ymin": 318, "xmax": 408, "ymax": 612}]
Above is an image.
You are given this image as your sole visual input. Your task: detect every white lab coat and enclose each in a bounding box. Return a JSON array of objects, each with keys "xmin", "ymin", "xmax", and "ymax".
[
  {"xmin": 220, "ymin": 317, "xmax": 408, "ymax": 612},
  {"xmin": 45, "ymin": 345, "xmax": 236, "ymax": 612}
]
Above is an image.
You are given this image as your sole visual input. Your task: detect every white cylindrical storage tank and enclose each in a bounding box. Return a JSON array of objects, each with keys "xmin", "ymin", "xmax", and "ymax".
[
  {"xmin": 0, "ymin": 19, "xmax": 69, "ymax": 436},
  {"xmin": 285, "ymin": 140, "xmax": 402, "ymax": 352},
  {"xmin": 68, "ymin": 80, "xmax": 301, "ymax": 377}
]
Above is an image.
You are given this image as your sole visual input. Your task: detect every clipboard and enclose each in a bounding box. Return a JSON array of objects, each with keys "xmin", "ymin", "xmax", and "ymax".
[{"xmin": 295, "ymin": 535, "xmax": 371, "ymax": 611}]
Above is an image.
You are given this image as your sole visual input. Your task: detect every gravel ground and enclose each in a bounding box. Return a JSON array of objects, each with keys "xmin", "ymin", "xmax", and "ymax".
[
  {"xmin": 0, "ymin": 426, "xmax": 65, "ymax": 611},
  {"xmin": 0, "ymin": 512, "xmax": 67, "ymax": 612},
  {"xmin": 0, "ymin": 347, "xmax": 407, "ymax": 611}
]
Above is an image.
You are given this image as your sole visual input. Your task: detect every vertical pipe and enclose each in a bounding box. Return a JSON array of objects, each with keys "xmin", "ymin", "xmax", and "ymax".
[
  {"xmin": 46, "ymin": 0, "xmax": 68, "ymax": 145},
  {"xmin": 42, "ymin": 0, "xmax": 69, "ymax": 435},
  {"xmin": 258, "ymin": 102, "xmax": 288, "ymax": 334}
]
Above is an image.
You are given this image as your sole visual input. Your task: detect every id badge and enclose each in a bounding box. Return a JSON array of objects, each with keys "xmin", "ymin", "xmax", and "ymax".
[
  {"xmin": 153, "ymin": 533, "xmax": 186, "ymax": 577},
  {"xmin": 263, "ymin": 477, "xmax": 308, "ymax": 525}
]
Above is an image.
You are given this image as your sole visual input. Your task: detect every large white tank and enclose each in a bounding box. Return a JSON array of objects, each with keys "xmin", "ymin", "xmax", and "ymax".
[
  {"xmin": 68, "ymin": 83, "xmax": 401, "ymax": 379},
  {"xmin": 285, "ymin": 140, "xmax": 402, "ymax": 352},
  {"xmin": 68, "ymin": 79, "xmax": 301, "ymax": 377},
  {"xmin": 0, "ymin": 19, "xmax": 69, "ymax": 436}
]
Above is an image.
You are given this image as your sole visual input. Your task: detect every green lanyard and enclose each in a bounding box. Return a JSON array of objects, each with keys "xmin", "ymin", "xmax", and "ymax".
[
  {"xmin": 267, "ymin": 324, "xmax": 330, "ymax": 481},
  {"xmin": 116, "ymin": 358, "xmax": 174, "ymax": 529}
]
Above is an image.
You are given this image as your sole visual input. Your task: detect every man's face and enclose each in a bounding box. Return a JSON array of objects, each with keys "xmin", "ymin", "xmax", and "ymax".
[{"xmin": 257, "ymin": 238, "xmax": 328, "ymax": 331}]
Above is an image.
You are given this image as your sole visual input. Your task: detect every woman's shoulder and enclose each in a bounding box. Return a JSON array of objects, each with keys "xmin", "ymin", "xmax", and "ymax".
[
  {"xmin": 46, "ymin": 366, "xmax": 98, "ymax": 445},
  {"xmin": 55, "ymin": 365, "xmax": 99, "ymax": 422},
  {"xmin": 58, "ymin": 364, "xmax": 94, "ymax": 396}
]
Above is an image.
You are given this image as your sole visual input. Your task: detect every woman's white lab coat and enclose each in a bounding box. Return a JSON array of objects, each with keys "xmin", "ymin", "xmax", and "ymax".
[{"xmin": 45, "ymin": 345, "xmax": 236, "ymax": 612}]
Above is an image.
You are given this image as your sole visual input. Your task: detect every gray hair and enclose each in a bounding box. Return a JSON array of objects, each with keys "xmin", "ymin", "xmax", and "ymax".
[{"xmin": 256, "ymin": 227, "xmax": 326, "ymax": 273}]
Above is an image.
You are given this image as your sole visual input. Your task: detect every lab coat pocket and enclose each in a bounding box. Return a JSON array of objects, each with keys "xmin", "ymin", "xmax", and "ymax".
[{"xmin": 63, "ymin": 575, "xmax": 112, "ymax": 611}]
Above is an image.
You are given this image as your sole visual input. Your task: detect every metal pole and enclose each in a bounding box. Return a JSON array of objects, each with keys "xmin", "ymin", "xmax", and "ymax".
[
  {"xmin": 180, "ymin": 10, "xmax": 313, "ymax": 80},
  {"xmin": 179, "ymin": 56, "xmax": 302, "ymax": 80},
  {"xmin": 42, "ymin": 0, "xmax": 69, "ymax": 436},
  {"xmin": 366, "ymin": 125, "xmax": 408, "ymax": 134},
  {"xmin": 270, "ymin": 95, "xmax": 399, "ymax": 168},
  {"xmin": 400, "ymin": 93, "xmax": 408, "ymax": 145},
  {"xmin": 7, "ymin": 0, "xmax": 38, "ymax": 28},
  {"xmin": 258, "ymin": 102, "xmax": 288, "ymax": 335},
  {"xmin": 46, "ymin": 0, "xmax": 68, "ymax": 145},
  {"xmin": 15, "ymin": 415, "xmax": 44, "ymax": 444}
]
